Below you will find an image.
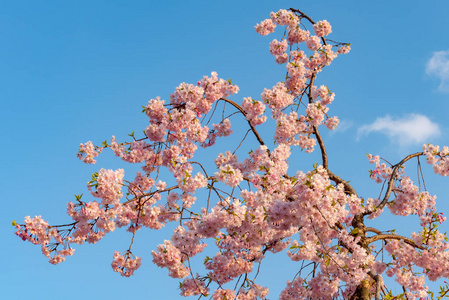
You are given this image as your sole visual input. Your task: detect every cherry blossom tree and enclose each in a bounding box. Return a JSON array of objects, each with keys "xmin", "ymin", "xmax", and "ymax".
[{"xmin": 13, "ymin": 8, "xmax": 449, "ymax": 300}]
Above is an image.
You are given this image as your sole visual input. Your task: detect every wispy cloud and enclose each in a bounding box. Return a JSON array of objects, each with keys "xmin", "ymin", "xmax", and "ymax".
[
  {"xmin": 426, "ymin": 49, "xmax": 449, "ymax": 92},
  {"xmin": 358, "ymin": 114, "xmax": 440, "ymax": 148}
]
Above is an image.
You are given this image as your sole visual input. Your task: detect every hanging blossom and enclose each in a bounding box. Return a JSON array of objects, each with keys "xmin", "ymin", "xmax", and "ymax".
[
  {"xmin": 111, "ymin": 251, "xmax": 142, "ymax": 277},
  {"xmin": 423, "ymin": 143, "xmax": 449, "ymax": 176},
  {"xmin": 255, "ymin": 19, "xmax": 276, "ymax": 36},
  {"xmin": 241, "ymin": 97, "xmax": 267, "ymax": 126},
  {"xmin": 77, "ymin": 141, "xmax": 103, "ymax": 164},
  {"xmin": 313, "ymin": 20, "xmax": 332, "ymax": 37}
]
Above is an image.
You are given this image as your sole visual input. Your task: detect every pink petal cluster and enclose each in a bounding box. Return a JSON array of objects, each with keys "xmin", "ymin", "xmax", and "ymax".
[
  {"xmin": 389, "ymin": 176, "xmax": 437, "ymax": 217},
  {"xmin": 269, "ymin": 39, "xmax": 288, "ymax": 56},
  {"xmin": 254, "ymin": 19, "xmax": 276, "ymax": 36},
  {"xmin": 88, "ymin": 168, "xmax": 125, "ymax": 206},
  {"xmin": 366, "ymin": 154, "xmax": 393, "ymax": 183},
  {"xmin": 423, "ymin": 143, "xmax": 449, "ymax": 176},
  {"xmin": 261, "ymin": 82, "xmax": 294, "ymax": 114},
  {"xmin": 287, "ymin": 27, "xmax": 309, "ymax": 44},
  {"xmin": 211, "ymin": 289, "xmax": 235, "ymax": 300},
  {"xmin": 270, "ymin": 9, "xmax": 298, "ymax": 27},
  {"xmin": 215, "ymin": 164, "xmax": 243, "ymax": 187},
  {"xmin": 152, "ymin": 240, "xmax": 189, "ymax": 278},
  {"xmin": 313, "ymin": 20, "xmax": 332, "ymax": 37},
  {"xmin": 337, "ymin": 44, "xmax": 351, "ymax": 54},
  {"xmin": 14, "ymin": 216, "xmax": 75, "ymax": 265},
  {"xmin": 305, "ymin": 36, "xmax": 321, "ymax": 51},
  {"xmin": 269, "ymin": 39, "xmax": 288, "ymax": 64},
  {"xmin": 203, "ymin": 119, "xmax": 234, "ymax": 147},
  {"xmin": 179, "ymin": 276, "xmax": 209, "ymax": 297},
  {"xmin": 324, "ymin": 116, "xmax": 339, "ymax": 130},
  {"xmin": 111, "ymin": 251, "xmax": 142, "ymax": 277},
  {"xmin": 77, "ymin": 141, "xmax": 103, "ymax": 164},
  {"xmin": 312, "ymin": 85, "xmax": 335, "ymax": 105},
  {"xmin": 241, "ymin": 97, "xmax": 267, "ymax": 126}
]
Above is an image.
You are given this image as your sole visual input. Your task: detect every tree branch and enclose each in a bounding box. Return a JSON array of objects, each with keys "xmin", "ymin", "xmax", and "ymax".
[
  {"xmin": 313, "ymin": 126, "xmax": 328, "ymax": 169},
  {"xmin": 288, "ymin": 8, "xmax": 328, "ymax": 46},
  {"xmin": 366, "ymin": 234, "xmax": 425, "ymax": 250},
  {"xmin": 365, "ymin": 227, "xmax": 382, "ymax": 235},
  {"xmin": 365, "ymin": 152, "xmax": 423, "ymax": 215},
  {"xmin": 219, "ymin": 97, "xmax": 266, "ymax": 147}
]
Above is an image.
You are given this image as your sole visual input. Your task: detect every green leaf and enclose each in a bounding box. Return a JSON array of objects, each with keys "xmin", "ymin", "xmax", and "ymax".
[
  {"xmin": 325, "ymin": 185, "xmax": 335, "ymax": 191},
  {"xmin": 350, "ymin": 228, "xmax": 359, "ymax": 235}
]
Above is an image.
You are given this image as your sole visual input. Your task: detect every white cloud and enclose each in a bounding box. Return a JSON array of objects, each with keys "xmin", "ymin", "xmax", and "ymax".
[
  {"xmin": 358, "ymin": 114, "xmax": 440, "ymax": 147},
  {"xmin": 426, "ymin": 49, "xmax": 449, "ymax": 92}
]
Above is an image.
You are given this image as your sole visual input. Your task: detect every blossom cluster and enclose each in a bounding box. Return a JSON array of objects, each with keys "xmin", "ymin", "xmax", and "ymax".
[
  {"xmin": 77, "ymin": 141, "xmax": 103, "ymax": 164},
  {"xmin": 366, "ymin": 154, "xmax": 393, "ymax": 183},
  {"xmin": 14, "ymin": 216, "xmax": 75, "ymax": 265},
  {"xmin": 423, "ymin": 143, "xmax": 449, "ymax": 176},
  {"xmin": 252, "ymin": 11, "xmax": 349, "ymax": 153},
  {"xmin": 111, "ymin": 251, "xmax": 142, "ymax": 277},
  {"xmin": 241, "ymin": 97, "xmax": 267, "ymax": 126}
]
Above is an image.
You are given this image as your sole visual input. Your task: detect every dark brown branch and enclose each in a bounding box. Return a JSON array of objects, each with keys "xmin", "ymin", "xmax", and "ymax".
[
  {"xmin": 365, "ymin": 152, "xmax": 423, "ymax": 215},
  {"xmin": 288, "ymin": 8, "xmax": 328, "ymax": 46},
  {"xmin": 367, "ymin": 271, "xmax": 383, "ymax": 300},
  {"xmin": 365, "ymin": 227, "xmax": 382, "ymax": 235},
  {"xmin": 219, "ymin": 97, "xmax": 266, "ymax": 147},
  {"xmin": 307, "ymin": 74, "xmax": 316, "ymax": 103},
  {"xmin": 308, "ymin": 76, "xmax": 356, "ymax": 196},
  {"xmin": 313, "ymin": 126, "xmax": 328, "ymax": 169},
  {"xmin": 328, "ymin": 169, "xmax": 357, "ymax": 196},
  {"xmin": 366, "ymin": 234, "xmax": 425, "ymax": 250},
  {"xmin": 48, "ymin": 222, "xmax": 78, "ymax": 229},
  {"xmin": 288, "ymin": 8, "xmax": 315, "ymax": 24}
]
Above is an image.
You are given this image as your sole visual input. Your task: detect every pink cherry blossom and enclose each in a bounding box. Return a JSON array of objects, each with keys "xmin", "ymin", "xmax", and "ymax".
[
  {"xmin": 313, "ymin": 20, "xmax": 332, "ymax": 37},
  {"xmin": 305, "ymin": 35, "xmax": 321, "ymax": 51},
  {"xmin": 254, "ymin": 18, "xmax": 276, "ymax": 36},
  {"xmin": 269, "ymin": 39, "xmax": 288, "ymax": 56},
  {"xmin": 270, "ymin": 9, "xmax": 298, "ymax": 27},
  {"xmin": 77, "ymin": 141, "xmax": 103, "ymax": 164},
  {"xmin": 111, "ymin": 251, "xmax": 142, "ymax": 277},
  {"xmin": 241, "ymin": 97, "xmax": 267, "ymax": 126},
  {"xmin": 288, "ymin": 27, "xmax": 310, "ymax": 44}
]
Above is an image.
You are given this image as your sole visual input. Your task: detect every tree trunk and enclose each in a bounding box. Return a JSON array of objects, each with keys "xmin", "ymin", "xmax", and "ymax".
[{"xmin": 350, "ymin": 280, "xmax": 371, "ymax": 300}]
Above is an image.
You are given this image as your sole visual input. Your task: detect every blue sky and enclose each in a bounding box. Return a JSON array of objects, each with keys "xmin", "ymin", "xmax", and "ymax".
[{"xmin": 2, "ymin": 1, "xmax": 449, "ymax": 299}]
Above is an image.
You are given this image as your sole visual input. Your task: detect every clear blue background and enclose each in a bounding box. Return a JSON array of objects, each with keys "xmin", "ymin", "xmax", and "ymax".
[{"xmin": 2, "ymin": 0, "xmax": 449, "ymax": 299}]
